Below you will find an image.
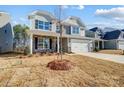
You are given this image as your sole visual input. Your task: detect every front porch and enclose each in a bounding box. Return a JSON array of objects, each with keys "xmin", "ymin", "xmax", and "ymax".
[
  {"xmin": 93, "ymin": 40, "xmax": 105, "ymax": 51},
  {"xmin": 29, "ymin": 34, "xmax": 69, "ymax": 54}
]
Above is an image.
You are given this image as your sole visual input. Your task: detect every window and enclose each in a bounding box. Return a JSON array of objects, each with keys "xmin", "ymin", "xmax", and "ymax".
[
  {"xmin": 35, "ymin": 20, "xmax": 39, "ymax": 29},
  {"xmin": 35, "ymin": 20, "xmax": 52, "ymax": 30},
  {"xmin": 38, "ymin": 37, "xmax": 50, "ymax": 49},
  {"xmin": 44, "ymin": 38, "xmax": 49, "ymax": 49},
  {"xmin": 72, "ymin": 26, "xmax": 79, "ymax": 34},
  {"xmin": 45, "ymin": 22, "xmax": 50, "ymax": 30},
  {"xmin": 38, "ymin": 21, "xmax": 44, "ymax": 29},
  {"xmin": 56, "ymin": 25, "xmax": 60, "ymax": 33},
  {"xmin": 65, "ymin": 26, "xmax": 71, "ymax": 34},
  {"xmin": 38, "ymin": 38, "xmax": 44, "ymax": 49}
]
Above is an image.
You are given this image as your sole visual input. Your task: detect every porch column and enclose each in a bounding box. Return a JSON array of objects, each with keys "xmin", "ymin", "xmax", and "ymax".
[
  {"xmin": 29, "ymin": 34, "xmax": 33, "ymax": 54},
  {"xmin": 102, "ymin": 41, "xmax": 104, "ymax": 49},
  {"xmin": 67, "ymin": 37, "xmax": 70, "ymax": 52},
  {"xmin": 98, "ymin": 41, "xmax": 100, "ymax": 49},
  {"xmin": 93, "ymin": 40, "xmax": 95, "ymax": 50},
  {"xmin": 57, "ymin": 36, "xmax": 60, "ymax": 53}
]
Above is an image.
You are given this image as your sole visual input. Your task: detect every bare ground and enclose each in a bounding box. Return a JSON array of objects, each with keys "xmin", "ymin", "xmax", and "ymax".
[
  {"xmin": 98, "ymin": 50, "xmax": 124, "ymax": 55},
  {"xmin": 0, "ymin": 53, "xmax": 124, "ymax": 87}
]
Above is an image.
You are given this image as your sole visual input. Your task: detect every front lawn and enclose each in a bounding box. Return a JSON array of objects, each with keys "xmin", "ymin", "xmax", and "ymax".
[{"xmin": 0, "ymin": 53, "xmax": 124, "ymax": 87}]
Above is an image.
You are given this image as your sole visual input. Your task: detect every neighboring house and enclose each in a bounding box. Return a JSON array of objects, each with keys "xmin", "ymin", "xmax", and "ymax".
[
  {"xmin": 87, "ymin": 27, "xmax": 124, "ymax": 50},
  {"xmin": 89, "ymin": 27, "xmax": 104, "ymax": 38},
  {"xmin": 103, "ymin": 30, "xmax": 124, "ymax": 50},
  {"xmin": 86, "ymin": 27, "xmax": 105, "ymax": 50},
  {"xmin": 0, "ymin": 12, "xmax": 14, "ymax": 53},
  {"xmin": 28, "ymin": 10, "xmax": 94, "ymax": 54}
]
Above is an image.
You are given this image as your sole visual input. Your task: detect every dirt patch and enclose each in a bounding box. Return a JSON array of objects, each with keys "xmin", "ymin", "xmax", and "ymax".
[
  {"xmin": 98, "ymin": 50, "xmax": 124, "ymax": 55},
  {"xmin": 0, "ymin": 53, "xmax": 124, "ymax": 87}
]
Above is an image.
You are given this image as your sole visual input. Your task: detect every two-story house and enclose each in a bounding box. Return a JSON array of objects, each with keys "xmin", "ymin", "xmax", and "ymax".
[
  {"xmin": 0, "ymin": 12, "xmax": 14, "ymax": 53},
  {"xmin": 28, "ymin": 10, "xmax": 94, "ymax": 54},
  {"xmin": 103, "ymin": 30, "xmax": 124, "ymax": 50},
  {"xmin": 87, "ymin": 27, "xmax": 124, "ymax": 50},
  {"xmin": 86, "ymin": 27, "xmax": 105, "ymax": 50}
]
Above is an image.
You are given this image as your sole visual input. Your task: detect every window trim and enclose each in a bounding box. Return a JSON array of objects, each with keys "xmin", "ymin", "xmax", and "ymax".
[
  {"xmin": 65, "ymin": 26, "xmax": 71, "ymax": 35},
  {"xmin": 71, "ymin": 26, "xmax": 80, "ymax": 35},
  {"xmin": 56, "ymin": 25, "xmax": 60, "ymax": 33},
  {"xmin": 37, "ymin": 37, "xmax": 50, "ymax": 50},
  {"xmin": 35, "ymin": 20, "xmax": 52, "ymax": 31}
]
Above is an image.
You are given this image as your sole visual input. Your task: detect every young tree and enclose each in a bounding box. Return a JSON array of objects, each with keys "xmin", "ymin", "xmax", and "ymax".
[
  {"xmin": 54, "ymin": 5, "xmax": 64, "ymax": 61},
  {"xmin": 47, "ymin": 6, "xmax": 74, "ymax": 70}
]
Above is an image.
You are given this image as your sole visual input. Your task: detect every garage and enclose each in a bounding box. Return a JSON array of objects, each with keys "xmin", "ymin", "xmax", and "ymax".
[
  {"xmin": 71, "ymin": 39, "xmax": 91, "ymax": 53},
  {"xmin": 118, "ymin": 41, "xmax": 124, "ymax": 50}
]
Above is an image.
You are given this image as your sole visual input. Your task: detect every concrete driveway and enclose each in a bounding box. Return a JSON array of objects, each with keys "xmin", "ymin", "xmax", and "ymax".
[{"xmin": 77, "ymin": 52, "xmax": 124, "ymax": 64}]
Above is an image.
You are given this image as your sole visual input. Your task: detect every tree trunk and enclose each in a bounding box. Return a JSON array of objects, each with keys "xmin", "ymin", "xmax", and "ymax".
[{"xmin": 60, "ymin": 25, "xmax": 63, "ymax": 61}]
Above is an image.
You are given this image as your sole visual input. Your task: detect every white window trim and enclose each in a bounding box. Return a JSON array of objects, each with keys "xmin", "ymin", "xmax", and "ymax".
[
  {"xmin": 37, "ymin": 37, "xmax": 50, "ymax": 50},
  {"xmin": 35, "ymin": 20, "xmax": 52, "ymax": 31},
  {"xmin": 71, "ymin": 26, "xmax": 80, "ymax": 35}
]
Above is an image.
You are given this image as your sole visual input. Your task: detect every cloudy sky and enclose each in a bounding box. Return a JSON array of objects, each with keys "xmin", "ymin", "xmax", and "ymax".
[{"xmin": 0, "ymin": 5, "xmax": 124, "ymax": 29}]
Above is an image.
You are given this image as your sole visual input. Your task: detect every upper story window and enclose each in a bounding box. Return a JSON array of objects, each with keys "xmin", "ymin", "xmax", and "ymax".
[
  {"xmin": 72, "ymin": 26, "xmax": 79, "ymax": 34},
  {"xmin": 65, "ymin": 26, "xmax": 71, "ymax": 35},
  {"xmin": 35, "ymin": 20, "xmax": 52, "ymax": 31},
  {"xmin": 56, "ymin": 25, "xmax": 60, "ymax": 33}
]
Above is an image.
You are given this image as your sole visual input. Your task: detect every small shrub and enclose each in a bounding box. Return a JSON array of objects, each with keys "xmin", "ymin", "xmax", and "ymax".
[{"xmin": 94, "ymin": 47, "xmax": 99, "ymax": 52}]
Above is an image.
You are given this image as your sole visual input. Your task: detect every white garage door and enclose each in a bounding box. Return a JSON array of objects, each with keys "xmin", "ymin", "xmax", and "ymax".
[
  {"xmin": 71, "ymin": 42, "xmax": 89, "ymax": 53},
  {"xmin": 119, "ymin": 42, "xmax": 124, "ymax": 50}
]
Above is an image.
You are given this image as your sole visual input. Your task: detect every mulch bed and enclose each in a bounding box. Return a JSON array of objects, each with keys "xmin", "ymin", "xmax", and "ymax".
[{"xmin": 47, "ymin": 59, "xmax": 75, "ymax": 70}]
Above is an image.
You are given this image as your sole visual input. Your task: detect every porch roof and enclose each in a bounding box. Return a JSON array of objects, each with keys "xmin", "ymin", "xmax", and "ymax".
[{"xmin": 29, "ymin": 30, "xmax": 95, "ymax": 40}]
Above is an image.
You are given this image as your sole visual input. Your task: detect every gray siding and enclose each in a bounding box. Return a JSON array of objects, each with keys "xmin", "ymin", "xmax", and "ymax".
[
  {"xmin": 104, "ymin": 40, "xmax": 117, "ymax": 49},
  {"xmin": 0, "ymin": 23, "xmax": 13, "ymax": 53}
]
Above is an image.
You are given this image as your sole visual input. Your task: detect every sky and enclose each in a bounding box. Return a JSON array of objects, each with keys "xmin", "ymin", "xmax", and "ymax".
[{"xmin": 0, "ymin": 5, "xmax": 124, "ymax": 29}]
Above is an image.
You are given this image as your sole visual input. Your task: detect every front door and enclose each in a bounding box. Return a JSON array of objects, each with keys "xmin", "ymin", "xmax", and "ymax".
[
  {"xmin": 34, "ymin": 37, "xmax": 38, "ymax": 49},
  {"xmin": 50, "ymin": 39, "xmax": 52, "ymax": 49}
]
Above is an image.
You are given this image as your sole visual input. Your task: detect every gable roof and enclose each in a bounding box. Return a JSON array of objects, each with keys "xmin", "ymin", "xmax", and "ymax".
[
  {"xmin": 62, "ymin": 16, "xmax": 85, "ymax": 27},
  {"xmin": 0, "ymin": 12, "xmax": 10, "ymax": 28},
  {"xmin": 103, "ymin": 30, "xmax": 121, "ymax": 40},
  {"xmin": 28, "ymin": 10, "xmax": 56, "ymax": 20}
]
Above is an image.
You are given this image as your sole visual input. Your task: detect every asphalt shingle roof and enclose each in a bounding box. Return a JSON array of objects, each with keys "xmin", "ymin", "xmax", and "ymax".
[
  {"xmin": 89, "ymin": 27, "xmax": 101, "ymax": 32},
  {"xmin": 121, "ymin": 29, "xmax": 124, "ymax": 32},
  {"xmin": 103, "ymin": 30, "xmax": 121, "ymax": 40}
]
